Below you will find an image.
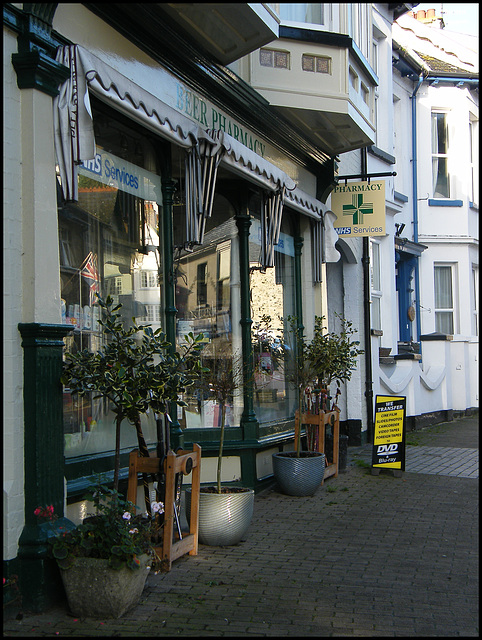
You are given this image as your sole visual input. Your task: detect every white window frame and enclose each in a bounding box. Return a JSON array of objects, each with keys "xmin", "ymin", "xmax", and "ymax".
[
  {"xmin": 433, "ymin": 263, "xmax": 457, "ymax": 335},
  {"xmin": 141, "ymin": 270, "xmax": 157, "ymax": 288},
  {"xmin": 472, "ymin": 265, "xmax": 479, "ymax": 337},
  {"xmin": 469, "ymin": 117, "xmax": 479, "ymax": 207},
  {"xmin": 431, "ymin": 110, "xmax": 450, "ymax": 198},
  {"xmin": 271, "ymin": 3, "xmax": 328, "ymax": 29},
  {"xmin": 370, "ymin": 239, "xmax": 382, "ymax": 331}
]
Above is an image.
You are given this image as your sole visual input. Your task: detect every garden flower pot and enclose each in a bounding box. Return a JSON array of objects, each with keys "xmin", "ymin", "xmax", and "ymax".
[
  {"xmin": 185, "ymin": 487, "xmax": 254, "ymax": 546},
  {"xmin": 272, "ymin": 451, "xmax": 325, "ymax": 496},
  {"xmin": 59, "ymin": 554, "xmax": 150, "ymax": 618}
]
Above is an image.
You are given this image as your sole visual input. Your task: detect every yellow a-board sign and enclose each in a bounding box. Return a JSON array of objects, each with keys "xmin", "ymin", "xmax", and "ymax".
[{"xmin": 372, "ymin": 395, "xmax": 406, "ymax": 471}]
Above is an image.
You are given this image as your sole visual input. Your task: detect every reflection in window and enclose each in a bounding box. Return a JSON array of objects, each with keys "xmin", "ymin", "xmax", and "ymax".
[
  {"xmin": 250, "ymin": 211, "xmax": 297, "ymax": 423},
  {"xmin": 59, "ymin": 102, "xmax": 162, "ymax": 458},
  {"xmin": 174, "ymin": 195, "xmax": 242, "ymax": 429}
]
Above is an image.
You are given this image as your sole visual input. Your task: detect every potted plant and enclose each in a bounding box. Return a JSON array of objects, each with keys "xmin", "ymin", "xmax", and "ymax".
[
  {"xmin": 56, "ymin": 295, "xmax": 207, "ymax": 615},
  {"xmin": 34, "ymin": 483, "xmax": 163, "ymax": 618},
  {"xmin": 272, "ymin": 314, "xmax": 363, "ymax": 496},
  {"xmin": 61, "ymin": 294, "xmax": 206, "ymax": 511},
  {"xmin": 308, "ymin": 314, "xmax": 364, "ymax": 411},
  {"xmin": 185, "ymin": 346, "xmax": 254, "ymax": 546}
]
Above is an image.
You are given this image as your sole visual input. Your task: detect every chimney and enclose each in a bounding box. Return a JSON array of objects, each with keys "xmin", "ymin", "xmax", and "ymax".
[{"xmin": 411, "ymin": 8, "xmax": 445, "ymax": 29}]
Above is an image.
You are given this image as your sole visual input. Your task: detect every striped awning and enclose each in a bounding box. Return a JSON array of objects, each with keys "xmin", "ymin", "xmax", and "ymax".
[{"xmin": 53, "ymin": 45, "xmax": 336, "ymax": 268}]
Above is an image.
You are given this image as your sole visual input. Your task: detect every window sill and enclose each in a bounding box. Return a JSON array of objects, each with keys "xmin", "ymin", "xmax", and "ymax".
[{"xmin": 428, "ymin": 199, "xmax": 463, "ymax": 207}]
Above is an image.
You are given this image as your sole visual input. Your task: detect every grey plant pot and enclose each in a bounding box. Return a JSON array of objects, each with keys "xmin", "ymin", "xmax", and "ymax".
[
  {"xmin": 185, "ymin": 487, "xmax": 254, "ymax": 546},
  {"xmin": 59, "ymin": 554, "xmax": 150, "ymax": 618},
  {"xmin": 272, "ymin": 451, "xmax": 325, "ymax": 496}
]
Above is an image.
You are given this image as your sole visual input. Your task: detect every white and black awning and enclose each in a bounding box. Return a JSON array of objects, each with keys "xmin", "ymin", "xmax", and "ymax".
[{"xmin": 53, "ymin": 45, "xmax": 334, "ymax": 268}]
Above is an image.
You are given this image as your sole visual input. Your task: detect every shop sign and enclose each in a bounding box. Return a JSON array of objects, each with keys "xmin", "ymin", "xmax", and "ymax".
[
  {"xmin": 331, "ymin": 180, "xmax": 386, "ymax": 237},
  {"xmin": 372, "ymin": 395, "xmax": 406, "ymax": 471},
  {"xmin": 175, "ymin": 83, "xmax": 267, "ymax": 157},
  {"xmin": 79, "ymin": 148, "xmax": 162, "ymax": 203}
]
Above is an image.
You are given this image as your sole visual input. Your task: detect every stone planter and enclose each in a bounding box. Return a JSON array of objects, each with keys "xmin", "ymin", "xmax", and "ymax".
[
  {"xmin": 272, "ymin": 451, "xmax": 325, "ymax": 496},
  {"xmin": 59, "ymin": 554, "xmax": 150, "ymax": 618},
  {"xmin": 185, "ymin": 487, "xmax": 254, "ymax": 546}
]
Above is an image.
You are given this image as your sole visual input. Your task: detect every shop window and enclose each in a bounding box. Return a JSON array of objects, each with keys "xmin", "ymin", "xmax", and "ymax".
[
  {"xmin": 59, "ymin": 99, "xmax": 163, "ymax": 459},
  {"xmin": 250, "ymin": 207, "xmax": 297, "ymax": 423},
  {"xmin": 174, "ymin": 193, "xmax": 242, "ymax": 430}
]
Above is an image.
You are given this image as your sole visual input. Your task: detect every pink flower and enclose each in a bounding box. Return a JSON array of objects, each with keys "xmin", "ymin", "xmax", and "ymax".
[{"xmin": 122, "ymin": 511, "xmax": 131, "ymax": 521}]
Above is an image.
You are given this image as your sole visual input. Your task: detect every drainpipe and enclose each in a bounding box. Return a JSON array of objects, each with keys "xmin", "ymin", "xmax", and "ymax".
[
  {"xmin": 411, "ymin": 73, "xmax": 425, "ymax": 348},
  {"xmin": 360, "ymin": 148, "xmax": 374, "ymax": 443}
]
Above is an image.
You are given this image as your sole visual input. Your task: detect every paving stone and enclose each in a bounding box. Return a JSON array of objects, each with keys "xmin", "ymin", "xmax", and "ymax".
[{"xmin": 3, "ymin": 414, "xmax": 479, "ymax": 638}]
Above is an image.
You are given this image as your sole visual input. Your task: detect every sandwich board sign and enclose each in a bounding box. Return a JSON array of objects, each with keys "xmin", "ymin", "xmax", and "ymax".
[{"xmin": 371, "ymin": 395, "xmax": 406, "ymax": 476}]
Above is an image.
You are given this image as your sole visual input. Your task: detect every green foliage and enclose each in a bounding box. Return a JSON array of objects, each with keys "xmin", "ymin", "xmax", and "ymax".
[
  {"xmin": 277, "ymin": 314, "xmax": 363, "ymax": 456},
  {"xmin": 307, "ymin": 314, "xmax": 364, "ymax": 392},
  {"xmin": 61, "ymin": 294, "xmax": 208, "ymax": 487},
  {"xmin": 35, "ymin": 483, "xmax": 162, "ymax": 572},
  {"xmin": 61, "ymin": 294, "xmax": 207, "ymax": 420}
]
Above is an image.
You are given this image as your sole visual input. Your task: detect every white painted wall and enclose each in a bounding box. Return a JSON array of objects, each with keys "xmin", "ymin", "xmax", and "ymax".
[{"xmin": 3, "ymin": 29, "xmax": 26, "ymax": 560}]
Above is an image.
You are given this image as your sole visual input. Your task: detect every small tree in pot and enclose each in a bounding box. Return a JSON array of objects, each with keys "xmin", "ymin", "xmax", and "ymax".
[
  {"xmin": 272, "ymin": 314, "xmax": 363, "ymax": 496},
  {"xmin": 308, "ymin": 314, "xmax": 364, "ymax": 411},
  {"xmin": 61, "ymin": 294, "xmax": 207, "ymax": 508},
  {"xmin": 185, "ymin": 346, "xmax": 254, "ymax": 546}
]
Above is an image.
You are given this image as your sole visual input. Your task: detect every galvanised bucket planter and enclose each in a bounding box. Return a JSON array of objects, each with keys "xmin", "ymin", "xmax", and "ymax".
[
  {"xmin": 186, "ymin": 487, "xmax": 254, "ymax": 546},
  {"xmin": 59, "ymin": 554, "xmax": 151, "ymax": 618},
  {"xmin": 272, "ymin": 451, "xmax": 325, "ymax": 496}
]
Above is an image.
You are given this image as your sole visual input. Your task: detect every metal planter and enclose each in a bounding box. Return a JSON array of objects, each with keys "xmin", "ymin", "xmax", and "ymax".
[
  {"xmin": 272, "ymin": 452, "xmax": 325, "ymax": 496},
  {"xmin": 186, "ymin": 487, "xmax": 254, "ymax": 546}
]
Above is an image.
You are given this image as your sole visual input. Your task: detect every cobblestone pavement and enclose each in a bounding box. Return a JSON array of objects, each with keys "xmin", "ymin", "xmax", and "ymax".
[{"xmin": 4, "ymin": 414, "xmax": 478, "ymax": 637}]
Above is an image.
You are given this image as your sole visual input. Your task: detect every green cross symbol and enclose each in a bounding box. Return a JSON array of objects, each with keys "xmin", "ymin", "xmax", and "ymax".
[{"xmin": 342, "ymin": 194, "xmax": 374, "ymax": 225}]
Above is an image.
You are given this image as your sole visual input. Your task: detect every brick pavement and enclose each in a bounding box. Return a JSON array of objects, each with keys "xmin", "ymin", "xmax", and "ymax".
[{"xmin": 4, "ymin": 414, "xmax": 478, "ymax": 637}]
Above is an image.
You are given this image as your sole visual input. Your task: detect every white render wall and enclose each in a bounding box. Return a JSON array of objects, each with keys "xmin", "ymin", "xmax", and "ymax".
[{"xmin": 3, "ymin": 29, "xmax": 26, "ymax": 561}]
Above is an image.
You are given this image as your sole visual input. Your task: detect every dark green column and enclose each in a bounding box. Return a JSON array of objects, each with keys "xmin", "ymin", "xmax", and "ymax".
[
  {"xmin": 17, "ymin": 322, "xmax": 75, "ymax": 612},
  {"xmin": 294, "ymin": 234, "xmax": 304, "ymax": 332},
  {"xmin": 161, "ymin": 177, "xmax": 183, "ymax": 449},
  {"xmin": 235, "ymin": 206, "xmax": 258, "ymax": 442}
]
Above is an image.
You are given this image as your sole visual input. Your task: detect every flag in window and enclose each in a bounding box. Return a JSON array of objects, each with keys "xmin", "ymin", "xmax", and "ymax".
[{"xmin": 81, "ymin": 252, "xmax": 99, "ymax": 305}]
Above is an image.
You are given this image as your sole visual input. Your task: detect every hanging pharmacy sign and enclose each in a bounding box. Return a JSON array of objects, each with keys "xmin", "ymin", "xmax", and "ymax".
[
  {"xmin": 372, "ymin": 395, "xmax": 406, "ymax": 472},
  {"xmin": 331, "ymin": 180, "xmax": 385, "ymax": 237}
]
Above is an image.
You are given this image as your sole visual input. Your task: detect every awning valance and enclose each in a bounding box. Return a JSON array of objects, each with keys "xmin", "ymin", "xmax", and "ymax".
[
  {"xmin": 54, "ymin": 45, "xmax": 201, "ymax": 200},
  {"xmin": 53, "ymin": 45, "xmax": 332, "ymax": 269},
  {"xmin": 205, "ymin": 129, "xmax": 296, "ymax": 193}
]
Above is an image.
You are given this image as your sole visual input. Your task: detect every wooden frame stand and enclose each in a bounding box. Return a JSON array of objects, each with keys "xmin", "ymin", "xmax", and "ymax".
[
  {"xmin": 294, "ymin": 410, "xmax": 340, "ymax": 483},
  {"xmin": 127, "ymin": 443, "xmax": 201, "ymax": 572}
]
